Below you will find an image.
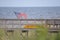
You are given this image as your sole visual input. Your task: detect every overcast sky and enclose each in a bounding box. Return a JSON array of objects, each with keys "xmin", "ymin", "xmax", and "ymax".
[{"xmin": 0, "ymin": 0, "xmax": 60, "ymax": 7}]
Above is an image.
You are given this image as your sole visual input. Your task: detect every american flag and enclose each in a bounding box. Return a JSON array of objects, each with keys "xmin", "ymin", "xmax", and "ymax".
[{"xmin": 14, "ymin": 12, "xmax": 27, "ymax": 19}]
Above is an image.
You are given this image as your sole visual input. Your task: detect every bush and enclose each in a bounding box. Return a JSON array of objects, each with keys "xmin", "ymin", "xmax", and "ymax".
[{"xmin": 36, "ymin": 24, "xmax": 48, "ymax": 40}]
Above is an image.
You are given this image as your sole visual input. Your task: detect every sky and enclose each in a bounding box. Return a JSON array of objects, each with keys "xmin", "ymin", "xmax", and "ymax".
[{"xmin": 0, "ymin": 0, "xmax": 60, "ymax": 7}]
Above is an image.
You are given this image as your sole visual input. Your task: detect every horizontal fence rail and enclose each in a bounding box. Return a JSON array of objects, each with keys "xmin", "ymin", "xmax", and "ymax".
[{"xmin": 0, "ymin": 19, "xmax": 60, "ymax": 32}]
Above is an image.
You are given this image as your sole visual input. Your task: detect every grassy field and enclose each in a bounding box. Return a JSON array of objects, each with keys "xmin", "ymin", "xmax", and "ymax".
[
  {"xmin": 0, "ymin": 29, "xmax": 36, "ymax": 40},
  {"xmin": 0, "ymin": 29, "xmax": 60, "ymax": 40},
  {"xmin": 0, "ymin": 28, "xmax": 60, "ymax": 40}
]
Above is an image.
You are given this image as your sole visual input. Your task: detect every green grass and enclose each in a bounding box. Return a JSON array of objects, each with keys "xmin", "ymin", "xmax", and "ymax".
[
  {"xmin": 0, "ymin": 29, "xmax": 21, "ymax": 40},
  {"xmin": 0, "ymin": 29, "xmax": 36, "ymax": 40},
  {"xmin": 36, "ymin": 24, "xmax": 48, "ymax": 40},
  {"xmin": 47, "ymin": 33, "xmax": 57, "ymax": 40},
  {"xmin": 0, "ymin": 28, "xmax": 60, "ymax": 40}
]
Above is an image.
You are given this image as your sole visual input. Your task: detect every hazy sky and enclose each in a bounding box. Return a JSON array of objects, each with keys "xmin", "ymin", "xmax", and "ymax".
[{"xmin": 0, "ymin": 0, "xmax": 60, "ymax": 7}]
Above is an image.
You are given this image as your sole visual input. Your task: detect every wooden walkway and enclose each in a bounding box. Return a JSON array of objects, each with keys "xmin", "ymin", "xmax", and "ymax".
[{"xmin": 0, "ymin": 19, "xmax": 60, "ymax": 32}]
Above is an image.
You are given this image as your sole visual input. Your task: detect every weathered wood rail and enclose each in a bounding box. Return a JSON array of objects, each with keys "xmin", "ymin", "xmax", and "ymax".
[{"xmin": 0, "ymin": 19, "xmax": 60, "ymax": 32}]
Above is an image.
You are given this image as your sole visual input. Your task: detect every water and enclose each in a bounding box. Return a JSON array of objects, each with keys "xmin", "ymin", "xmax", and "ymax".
[{"xmin": 0, "ymin": 7, "xmax": 60, "ymax": 19}]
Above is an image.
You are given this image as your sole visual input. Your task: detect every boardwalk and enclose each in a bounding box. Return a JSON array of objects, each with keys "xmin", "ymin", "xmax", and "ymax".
[
  {"xmin": 0, "ymin": 19, "xmax": 60, "ymax": 40},
  {"xmin": 0, "ymin": 19, "xmax": 60, "ymax": 32}
]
